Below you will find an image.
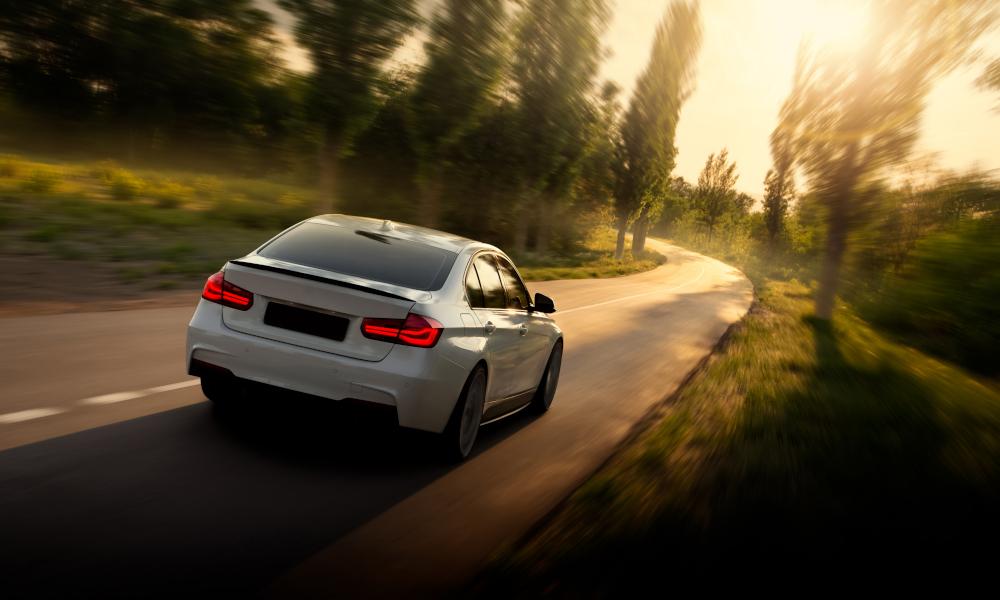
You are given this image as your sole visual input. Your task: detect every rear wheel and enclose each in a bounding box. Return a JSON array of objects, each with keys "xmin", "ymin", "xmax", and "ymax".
[
  {"xmin": 531, "ymin": 339, "xmax": 563, "ymax": 414},
  {"xmin": 201, "ymin": 375, "xmax": 238, "ymax": 408},
  {"xmin": 442, "ymin": 365, "xmax": 487, "ymax": 461}
]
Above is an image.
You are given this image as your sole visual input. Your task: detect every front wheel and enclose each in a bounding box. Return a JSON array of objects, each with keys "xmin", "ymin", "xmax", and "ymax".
[
  {"xmin": 531, "ymin": 339, "xmax": 563, "ymax": 414},
  {"xmin": 442, "ymin": 365, "xmax": 487, "ymax": 461}
]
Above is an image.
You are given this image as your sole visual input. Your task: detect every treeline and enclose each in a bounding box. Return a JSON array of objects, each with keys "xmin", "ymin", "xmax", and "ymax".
[
  {"xmin": 661, "ymin": 157, "xmax": 1000, "ymax": 377},
  {"xmin": 2, "ymin": 0, "xmax": 999, "ymax": 356},
  {"xmin": 0, "ymin": 0, "xmax": 696, "ymax": 257},
  {"xmin": 0, "ymin": 1, "xmax": 301, "ymax": 169}
]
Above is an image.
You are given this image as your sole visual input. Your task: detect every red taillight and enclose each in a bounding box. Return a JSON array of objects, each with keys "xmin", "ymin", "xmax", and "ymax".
[
  {"xmin": 201, "ymin": 271, "xmax": 253, "ymax": 310},
  {"xmin": 361, "ymin": 313, "xmax": 443, "ymax": 348}
]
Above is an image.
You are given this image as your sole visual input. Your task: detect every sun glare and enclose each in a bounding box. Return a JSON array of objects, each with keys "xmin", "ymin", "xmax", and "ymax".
[{"xmin": 792, "ymin": 0, "xmax": 870, "ymax": 53}]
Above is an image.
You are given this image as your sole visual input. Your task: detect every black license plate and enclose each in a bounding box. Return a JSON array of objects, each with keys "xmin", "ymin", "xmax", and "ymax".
[{"xmin": 264, "ymin": 302, "xmax": 349, "ymax": 342}]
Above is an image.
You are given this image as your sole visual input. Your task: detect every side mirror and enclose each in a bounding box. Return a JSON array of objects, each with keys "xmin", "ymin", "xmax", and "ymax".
[{"xmin": 532, "ymin": 292, "xmax": 556, "ymax": 314}]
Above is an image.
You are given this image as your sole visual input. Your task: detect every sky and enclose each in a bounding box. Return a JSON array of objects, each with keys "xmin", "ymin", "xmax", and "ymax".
[{"xmin": 265, "ymin": 0, "xmax": 1000, "ymax": 197}]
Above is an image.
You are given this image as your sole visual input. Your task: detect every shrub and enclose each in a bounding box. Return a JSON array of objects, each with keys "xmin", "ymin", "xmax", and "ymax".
[
  {"xmin": 146, "ymin": 180, "xmax": 194, "ymax": 209},
  {"xmin": 867, "ymin": 217, "xmax": 1000, "ymax": 376},
  {"xmin": 108, "ymin": 169, "xmax": 143, "ymax": 201},
  {"xmin": 193, "ymin": 176, "xmax": 224, "ymax": 205},
  {"xmin": 25, "ymin": 224, "xmax": 64, "ymax": 242},
  {"xmin": 21, "ymin": 169, "xmax": 60, "ymax": 193},
  {"xmin": 88, "ymin": 160, "xmax": 121, "ymax": 182},
  {"xmin": 0, "ymin": 155, "xmax": 24, "ymax": 178}
]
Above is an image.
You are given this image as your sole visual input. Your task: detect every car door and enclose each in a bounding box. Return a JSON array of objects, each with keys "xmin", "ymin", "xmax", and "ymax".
[
  {"xmin": 495, "ymin": 255, "xmax": 551, "ymax": 394},
  {"xmin": 468, "ymin": 254, "xmax": 524, "ymax": 407}
]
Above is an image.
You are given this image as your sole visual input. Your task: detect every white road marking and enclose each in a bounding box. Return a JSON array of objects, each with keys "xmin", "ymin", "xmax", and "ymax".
[
  {"xmin": 147, "ymin": 380, "xmax": 201, "ymax": 394},
  {"xmin": 0, "ymin": 408, "xmax": 66, "ymax": 424},
  {"xmin": 80, "ymin": 379, "xmax": 200, "ymax": 406},
  {"xmin": 1, "ymin": 380, "xmax": 200, "ymax": 425},
  {"xmin": 557, "ymin": 264, "xmax": 707, "ymax": 316},
  {"xmin": 81, "ymin": 391, "xmax": 146, "ymax": 405},
  {"xmin": 3, "ymin": 250, "xmax": 702, "ymax": 426}
]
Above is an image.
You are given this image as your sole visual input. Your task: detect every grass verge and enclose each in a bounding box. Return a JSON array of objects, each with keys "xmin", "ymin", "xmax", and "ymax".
[
  {"xmin": 0, "ymin": 153, "xmax": 317, "ymax": 292},
  {"xmin": 517, "ymin": 229, "xmax": 665, "ymax": 281},
  {"xmin": 475, "ymin": 256, "xmax": 1000, "ymax": 594},
  {"xmin": 0, "ymin": 154, "xmax": 665, "ymax": 300}
]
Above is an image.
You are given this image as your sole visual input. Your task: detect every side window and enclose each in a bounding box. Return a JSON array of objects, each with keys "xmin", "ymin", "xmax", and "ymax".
[
  {"xmin": 465, "ymin": 261, "xmax": 485, "ymax": 308},
  {"xmin": 496, "ymin": 257, "xmax": 530, "ymax": 310},
  {"xmin": 473, "ymin": 255, "xmax": 507, "ymax": 309}
]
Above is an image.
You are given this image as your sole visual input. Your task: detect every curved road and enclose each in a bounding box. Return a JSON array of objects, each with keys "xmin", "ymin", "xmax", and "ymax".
[{"xmin": 0, "ymin": 239, "xmax": 752, "ymax": 598}]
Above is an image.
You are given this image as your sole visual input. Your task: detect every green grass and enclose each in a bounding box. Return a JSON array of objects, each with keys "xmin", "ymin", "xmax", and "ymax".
[
  {"xmin": 0, "ymin": 154, "xmax": 665, "ymax": 290},
  {"xmin": 476, "ymin": 259, "xmax": 1000, "ymax": 594},
  {"xmin": 0, "ymin": 153, "xmax": 318, "ymax": 287},
  {"xmin": 517, "ymin": 229, "xmax": 666, "ymax": 281}
]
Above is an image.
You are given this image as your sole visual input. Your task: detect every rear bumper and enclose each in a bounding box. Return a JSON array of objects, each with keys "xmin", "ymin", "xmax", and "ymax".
[{"xmin": 185, "ymin": 300, "xmax": 469, "ymax": 433}]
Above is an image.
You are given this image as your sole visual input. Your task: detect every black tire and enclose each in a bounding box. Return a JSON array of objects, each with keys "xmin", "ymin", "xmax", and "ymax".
[
  {"xmin": 531, "ymin": 339, "xmax": 563, "ymax": 414},
  {"xmin": 200, "ymin": 375, "xmax": 238, "ymax": 408},
  {"xmin": 442, "ymin": 365, "xmax": 488, "ymax": 462}
]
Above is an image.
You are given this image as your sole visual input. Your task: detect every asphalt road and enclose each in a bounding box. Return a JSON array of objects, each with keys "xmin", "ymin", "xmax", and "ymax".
[{"xmin": 0, "ymin": 239, "xmax": 752, "ymax": 598}]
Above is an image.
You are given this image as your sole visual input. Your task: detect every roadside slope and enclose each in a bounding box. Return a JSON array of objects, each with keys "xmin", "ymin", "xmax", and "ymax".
[{"xmin": 272, "ymin": 239, "xmax": 753, "ymax": 598}]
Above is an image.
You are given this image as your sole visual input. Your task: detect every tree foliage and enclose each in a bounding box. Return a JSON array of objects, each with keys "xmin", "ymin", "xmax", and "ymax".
[
  {"xmin": 693, "ymin": 149, "xmax": 739, "ymax": 242},
  {"xmin": 611, "ymin": 0, "xmax": 702, "ymax": 258},
  {"xmin": 775, "ymin": 0, "xmax": 997, "ymax": 319},
  {"xmin": 0, "ymin": 0, "xmax": 286, "ymax": 156},
  {"xmin": 507, "ymin": 0, "xmax": 611, "ymax": 253},
  {"xmin": 763, "ymin": 169, "xmax": 794, "ymax": 245},
  {"xmin": 408, "ymin": 0, "xmax": 510, "ymax": 226},
  {"xmin": 279, "ymin": 0, "xmax": 419, "ymax": 208},
  {"xmin": 978, "ymin": 58, "xmax": 1000, "ymax": 96}
]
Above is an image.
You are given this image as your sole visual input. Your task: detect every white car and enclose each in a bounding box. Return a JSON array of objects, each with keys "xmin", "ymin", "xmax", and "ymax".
[{"xmin": 186, "ymin": 214, "xmax": 563, "ymax": 459}]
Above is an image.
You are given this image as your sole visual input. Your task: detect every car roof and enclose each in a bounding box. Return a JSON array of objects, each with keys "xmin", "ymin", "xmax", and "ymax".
[{"xmin": 306, "ymin": 214, "xmax": 497, "ymax": 255}]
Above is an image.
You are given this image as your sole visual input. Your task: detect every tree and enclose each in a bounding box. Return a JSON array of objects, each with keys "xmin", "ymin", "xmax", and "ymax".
[
  {"xmin": 776, "ymin": 0, "xmax": 996, "ymax": 320},
  {"xmin": 408, "ymin": 0, "xmax": 509, "ymax": 228},
  {"xmin": 652, "ymin": 175, "xmax": 694, "ymax": 234},
  {"xmin": 0, "ymin": 0, "xmax": 285, "ymax": 158},
  {"xmin": 611, "ymin": 0, "xmax": 702, "ymax": 259},
  {"xmin": 693, "ymin": 149, "xmax": 739, "ymax": 243},
  {"xmin": 280, "ymin": 0, "xmax": 419, "ymax": 210},
  {"xmin": 978, "ymin": 58, "xmax": 1000, "ymax": 97},
  {"xmin": 574, "ymin": 81, "xmax": 623, "ymax": 216},
  {"xmin": 508, "ymin": 0, "xmax": 610, "ymax": 254},
  {"xmin": 762, "ymin": 169, "xmax": 792, "ymax": 246},
  {"xmin": 763, "ymin": 116, "xmax": 796, "ymax": 246}
]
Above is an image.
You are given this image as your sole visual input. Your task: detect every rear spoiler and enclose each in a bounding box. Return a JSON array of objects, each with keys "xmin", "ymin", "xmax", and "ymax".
[{"xmin": 228, "ymin": 260, "xmax": 414, "ymax": 302}]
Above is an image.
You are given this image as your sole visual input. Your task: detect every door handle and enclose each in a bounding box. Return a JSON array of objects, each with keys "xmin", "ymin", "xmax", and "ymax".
[
  {"xmin": 484, "ymin": 321, "xmax": 496, "ymax": 334},
  {"xmin": 518, "ymin": 324, "xmax": 528, "ymax": 336}
]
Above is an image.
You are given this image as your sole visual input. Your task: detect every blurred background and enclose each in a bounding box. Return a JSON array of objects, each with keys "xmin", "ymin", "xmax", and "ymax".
[
  {"xmin": 1, "ymin": 0, "xmax": 1000, "ymax": 591},
  {"xmin": 1, "ymin": 0, "xmax": 997, "ymax": 372}
]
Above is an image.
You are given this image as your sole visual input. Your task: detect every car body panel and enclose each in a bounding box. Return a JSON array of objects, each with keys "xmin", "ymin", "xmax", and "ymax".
[
  {"xmin": 222, "ymin": 261, "xmax": 415, "ymax": 362},
  {"xmin": 186, "ymin": 214, "xmax": 562, "ymax": 435}
]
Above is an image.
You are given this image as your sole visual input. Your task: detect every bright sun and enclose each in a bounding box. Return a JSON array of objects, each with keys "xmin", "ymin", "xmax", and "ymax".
[{"xmin": 791, "ymin": 0, "xmax": 870, "ymax": 54}]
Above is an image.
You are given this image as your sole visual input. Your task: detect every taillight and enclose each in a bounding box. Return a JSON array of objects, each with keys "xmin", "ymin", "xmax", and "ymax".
[
  {"xmin": 361, "ymin": 313, "xmax": 443, "ymax": 348},
  {"xmin": 201, "ymin": 271, "xmax": 253, "ymax": 310}
]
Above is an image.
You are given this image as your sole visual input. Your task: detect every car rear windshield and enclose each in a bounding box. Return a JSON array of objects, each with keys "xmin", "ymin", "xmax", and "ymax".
[{"xmin": 257, "ymin": 222, "xmax": 458, "ymax": 291}]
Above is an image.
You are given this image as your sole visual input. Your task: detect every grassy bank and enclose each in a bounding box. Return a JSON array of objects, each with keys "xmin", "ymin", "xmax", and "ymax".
[
  {"xmin": 0, "ymin": 153, "xmax": 317, "ymax": 290},
  {"xmin": 476, "ymin": 250, "xmax": 1000, "ymax": 593},
  {"xmin": 516, "ymin": 229, "xmax": 665, "ymax": 281},
  {"xmin": 0, "ymin": 154, "xmax": 664, "ymax": 308}
]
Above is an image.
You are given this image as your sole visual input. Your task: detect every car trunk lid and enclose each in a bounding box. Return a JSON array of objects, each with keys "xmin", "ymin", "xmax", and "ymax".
[{"xmin": 221, "ymin": 258, "xmax": 419, "ymax": 362}]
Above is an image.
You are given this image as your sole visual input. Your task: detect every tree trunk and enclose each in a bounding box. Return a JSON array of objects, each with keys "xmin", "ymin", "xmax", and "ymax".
[
  {"xmin": 815, "ymin": 138, "xmax": 862, "ymax": 320},
  {"xmin": 127, "ymin": 125, "xmax": 137, "ymax": 163},
  {"xmin": 418, "ymin": 172, "xmax": 443, "ymax": 228},
  {"xmin": 535, "ymin": 200, "xmax": 551, "ymax": 256},
  {"xmin": 317, "ymin": 138, "xmax": 340, "ymax": 214},
  {"xmin": 614, "ymin": 215, "xmax": 628, "ymax": 260},
  {"xmin": 632, "ymin": 212, "xmax": 649, "ymax": 256},
  {"xmin": 815, "ymin": 201, "xmax": 848, "ymax": 320},
  {"xmin": 512, "ymin": 207, "xmax": 528, "ymax": 255}
]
